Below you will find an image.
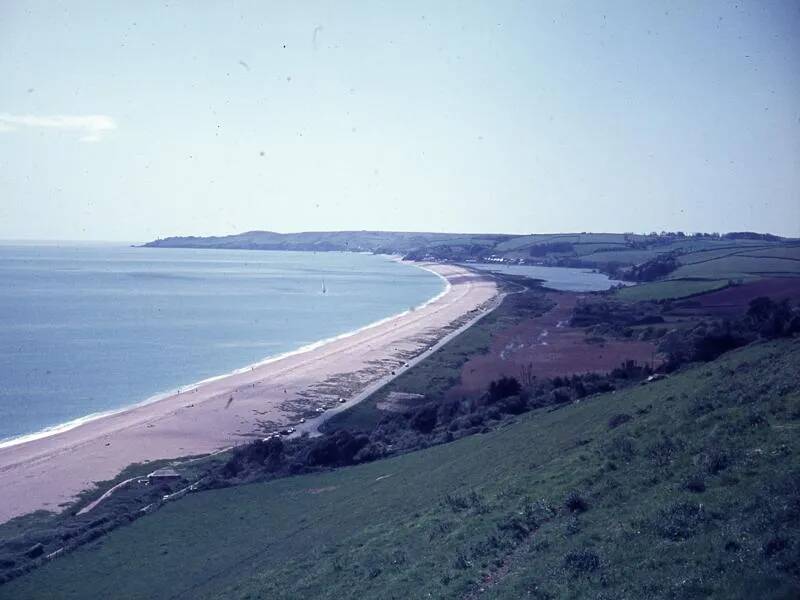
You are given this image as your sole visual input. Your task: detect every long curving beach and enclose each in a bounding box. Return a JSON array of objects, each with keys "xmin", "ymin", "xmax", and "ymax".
[{"xmin": 0, "ymin": 263, "xmax": 498, "ymax": 523}]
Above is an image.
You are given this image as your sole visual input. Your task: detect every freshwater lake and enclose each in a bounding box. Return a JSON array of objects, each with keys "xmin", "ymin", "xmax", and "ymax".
[{"xmin": 459, "ymin": 262, "xmax": 626, "ymax": 292}]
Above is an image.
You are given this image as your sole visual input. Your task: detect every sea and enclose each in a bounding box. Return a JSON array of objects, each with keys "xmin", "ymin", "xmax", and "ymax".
[{"xmin": 0, "ymin": 244, "xmax": 446, "ymax": 445}]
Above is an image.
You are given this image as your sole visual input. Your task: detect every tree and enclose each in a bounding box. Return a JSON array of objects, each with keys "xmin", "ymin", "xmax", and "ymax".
[
  {"xmin": 410, "ymin": 405, "xmax": 438, "ymax": 433},
  {"xmin": 488, "ymin": 376, "xmax": 522, "ymax": 403}
]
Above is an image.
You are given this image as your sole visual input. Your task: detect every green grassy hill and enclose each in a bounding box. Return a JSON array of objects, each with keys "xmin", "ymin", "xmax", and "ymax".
[
  {"xmin": 611, "ymin": 243, "xmax": 800, "ymax": 301},
  {"xmin": 670, "ymin": 254, "xmax": 800, "ymax": 280},
  {"xmin": 143, "ymin": 230, "xmax": 513, "ymax": 254},
  {"xmin": 4, "ymin": 339, "xmax": 799, "ymax": 599},
  {"xmin": 615, "ymin": 279, "xmax": 730, "ymax": 302}
]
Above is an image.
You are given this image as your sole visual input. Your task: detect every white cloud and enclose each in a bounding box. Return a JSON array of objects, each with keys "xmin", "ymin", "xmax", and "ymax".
[{"xmin": 0, "ymin": 113, "xmax": 117, "ymax": 142}]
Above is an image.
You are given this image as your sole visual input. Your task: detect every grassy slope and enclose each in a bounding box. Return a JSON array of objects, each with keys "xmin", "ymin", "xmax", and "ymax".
[
  {"xmin": 614, "ymin": 243, "xmax": 800, "ymax": 301},
  {"xmin": 665, "ymin": 244, "xmax": 800, "ymax": 281},
  {"xmin": 4, "ymin": 339, "xmax": 799, "ymax": 600},
  {"xmin": 615, "ymin": 279, "xmax": 730, "ymax": 302},
  {"xmin": 556, "ymin": 240, "xmax": 781, "ymax": 269},
  {"xmin": 671, "ymin": 255, "xmax": 800, "ymax": 280}
]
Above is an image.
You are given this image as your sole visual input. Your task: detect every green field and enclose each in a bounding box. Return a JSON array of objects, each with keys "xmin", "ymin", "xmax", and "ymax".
[
  {"xmin": 740, "ymin": 245, "xmax": 800, "ymax": 260},
  {"xmin": 670, "ymin": 254, "xmax": 800, "ymax": 280},
  {"xmin": 4, "ymin": 339, "xmax": 799, "ymax": 599},
  {"xmin": 677, "ymin": 246, "xmax": 770, "ymax": 265},
  {"xmin": 582, "ymin": 241, "xmax": 786, "ymax": 270},
  {"xmin": 493, "ymin": 233, "xmax": 581, "ymax": 252},
  {"xmin": 615, "ymin": 279, "xmax": 730, "ymax": 302}
]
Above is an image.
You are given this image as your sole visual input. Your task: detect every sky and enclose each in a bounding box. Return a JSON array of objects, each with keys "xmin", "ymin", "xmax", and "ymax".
[{"xmin": 1, "ymin": 1, "xmax": 799, "ymax": 241}]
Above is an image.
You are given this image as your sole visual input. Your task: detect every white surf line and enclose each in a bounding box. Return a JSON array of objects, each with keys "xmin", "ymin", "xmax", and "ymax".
[{"xmin": 0, "ymin": 259, "xmax": 449, "ymax": 451}]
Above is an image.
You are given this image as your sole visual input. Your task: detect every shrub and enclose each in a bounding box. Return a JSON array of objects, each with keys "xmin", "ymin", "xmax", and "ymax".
[
  {"xmin": 453, "ymin": 550, "xmax": 472, "ymax": 570},
  {"xmin": 564, "ymin": 491, "xmax": 588, "ymax": 513},
  {"xmin": 497, "ymin": 394, "xmax": 528, "ymax": 415},
  {"xmin": 436, "ymin": 399, "xmax": 461, "ymax": 423},
  {"xmin": 443, "ymin": 493, "xmax": 471, "ymax": 513},
  {"xmin": 762, "ymin": 536, "xmax": 788, "ymax": 557},
  {"xmin": 529, "ymin": 241, "xmax": 574, "ymax": 256},
  {"xmin": 564, "ymin": 549, "xmax": 600, "ymax": 573},
  {"xmin": 240, "ymin": 438, "xmax": 276, "ymax": 464},
  {"xmin": 746, "ymin": 411, "xmax": 768, "ymax": 427},
  {"xmin": 654, "ymin": 502, "xmax": 708, "ymax": 540},
  {"xmin": 306, "ymin": 430, "xmax": 369, "ymax": 467},
  {"xmin": 448, "ymin": 418, "xmax": 466, "ymax": 432},
  {"xmin": 468, "ymin": 413, "xmax": 485, "ymax": 427},
  {"xmin": 443, "ymin": 491, "xmax": 488, "ymax": 514},
  {"xmin": 703, "ymin": 449, "xmax": 730, "ymax": 475},
  {"xmin": 410, "ymin": 405, "xmax": 438, "ymax": 434},
  {"xmin": 748, "ymin": 297, "xmax": 799, "ymax": 338},
  {"xmin": 550, "ymin": 387, "xmax": 572, "ymax": 405},
  {"xmin": 646, "ymin": 435, "xmax": 681, "ymax": 468},
  {"xmin": 353, "ymin": 441, "xmax": 387, "ymax": 463},
  {"xmin": 607, "ymin": 413, "xmax": 632, "ymax": 429},
  {"xmin": 488, "ymin": 376, "xmax": 522, "ymax": 403},
  {"xmin": 497, "ymin": 514, "xmax": 535, "ymax": 541},
  {"xmin": 605, "ymin": 435, "xmax": 636, "ymax": 462},
  {"xmin": 693, "ymin": 326, "xmax": 747, "ymax": 362},
  {"xmin": 686, "ymin": 473, "xmax": 706, "ymax": 493},
  {"xmin": 221, "ymin": 455, "xmax": 244, "ymax": 478}
]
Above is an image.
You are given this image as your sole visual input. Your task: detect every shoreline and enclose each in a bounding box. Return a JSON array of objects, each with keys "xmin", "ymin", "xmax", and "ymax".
[
  {"xmin": 0, "ymin": 262, "xmax": 497, "ymax": 524},
  {"xmin": 294, "ymin": 280, "xmax": 509, "ymax": 438},
  {"xmin": 0, "ymin": 259, "xmax": 451, "ymax": 451}
]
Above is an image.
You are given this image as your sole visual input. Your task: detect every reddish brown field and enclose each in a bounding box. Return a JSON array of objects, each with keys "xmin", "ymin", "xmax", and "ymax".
[
  {"xmin": 451, "ymin": 292, "xmax": 658, "ymax": 396},
  {"xmin": 677, "ymin": 277, "xmax": 800, "ymax": 318}
]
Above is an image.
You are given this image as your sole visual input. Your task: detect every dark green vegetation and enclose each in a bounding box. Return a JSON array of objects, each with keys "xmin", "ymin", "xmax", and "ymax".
[{"xmin": 3, "ymin": 339, "xmax": 799, "ymax": 599}]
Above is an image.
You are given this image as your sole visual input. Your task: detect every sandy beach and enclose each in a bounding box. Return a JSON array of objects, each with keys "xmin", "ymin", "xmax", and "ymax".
[{"xmin": 0, "ymin": 263, "xmax": 497, "ymax": 524}]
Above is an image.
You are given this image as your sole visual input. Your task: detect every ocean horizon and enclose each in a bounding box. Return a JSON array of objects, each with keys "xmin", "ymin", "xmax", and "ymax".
[{"xmin": 0, "ymin": 245, "xmax": 445, "ymax": 444}]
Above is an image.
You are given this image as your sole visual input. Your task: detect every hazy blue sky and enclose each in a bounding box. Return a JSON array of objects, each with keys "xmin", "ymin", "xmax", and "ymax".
[{"xmin": 1, "ymin": 1, "xmax": 798, "ymax": 241}]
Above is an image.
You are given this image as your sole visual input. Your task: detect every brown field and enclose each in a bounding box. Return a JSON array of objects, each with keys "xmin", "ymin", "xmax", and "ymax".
[
  {"xmin": 674, "ymin": 277, "xmax": 800, "ymax": 318},
  {"xmin": 450, "ymin": 293, "xmax": 658, "ymax": 397}
]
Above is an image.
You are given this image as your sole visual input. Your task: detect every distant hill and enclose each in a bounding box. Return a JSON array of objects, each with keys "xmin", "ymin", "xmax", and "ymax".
[
  {"xmin": 142, "ymin": 230, "xmax": 514, "ymax": 255},
  {"xmin": 144, "ymin": 230, "xmax": 798, "ymax": 283}
]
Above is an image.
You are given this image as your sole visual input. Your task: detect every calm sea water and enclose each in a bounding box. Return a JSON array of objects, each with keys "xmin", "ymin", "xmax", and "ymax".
[{"xmin": 0, "ymin": 245, "xmax": 444, "ymax": 443}]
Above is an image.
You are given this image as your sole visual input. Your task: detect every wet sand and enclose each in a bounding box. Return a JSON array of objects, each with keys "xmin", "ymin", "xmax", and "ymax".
[{"xmin": 0, "ymin": 263, "xmax": 497, "ymax": 523}]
